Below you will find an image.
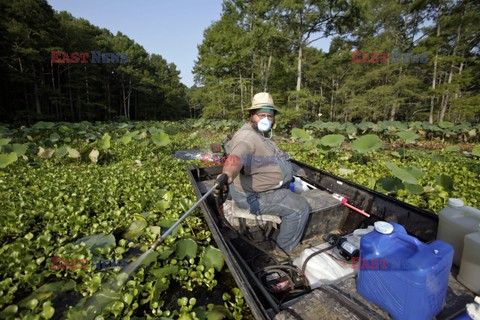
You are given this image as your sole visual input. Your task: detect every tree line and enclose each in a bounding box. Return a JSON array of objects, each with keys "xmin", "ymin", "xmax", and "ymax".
[
  {"xmin": 192, "ymin": 0, "xmax": 480, "ymax": 125},
  {"xmin": 0, "ymin": 0, "xmax": 189, "ymax": 123}
]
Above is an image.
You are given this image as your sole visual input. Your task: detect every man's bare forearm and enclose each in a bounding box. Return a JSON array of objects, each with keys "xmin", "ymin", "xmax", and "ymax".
[{"xmin": 222, "ymin": 155, "xmax": 242, "ymax": 184}]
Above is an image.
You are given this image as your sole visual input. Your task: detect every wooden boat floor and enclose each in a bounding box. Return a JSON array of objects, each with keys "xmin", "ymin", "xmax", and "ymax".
[
  {"xmin": 195, "ymin": 177, "xmax": 475, "ymax": 319},
  {"xmin": 274, "ymin": 270, "xmax": 475, "ymax": 320}
]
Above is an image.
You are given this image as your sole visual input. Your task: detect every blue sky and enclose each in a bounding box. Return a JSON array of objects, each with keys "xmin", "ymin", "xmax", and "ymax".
[{"xmin": 47, "ymin": 0, "xmax": 331, "ymax": 87}]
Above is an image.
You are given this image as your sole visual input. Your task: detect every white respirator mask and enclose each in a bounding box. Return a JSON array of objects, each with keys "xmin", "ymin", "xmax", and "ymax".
[{"xmin": 257, "ymin": 117, "xmax": 272, "ymax": 132}]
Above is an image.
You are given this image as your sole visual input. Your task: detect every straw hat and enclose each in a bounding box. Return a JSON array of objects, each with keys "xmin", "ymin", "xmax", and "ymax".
[{"xmin": 246, "ymin": 92, "xmax": 280, "ymax": 113}]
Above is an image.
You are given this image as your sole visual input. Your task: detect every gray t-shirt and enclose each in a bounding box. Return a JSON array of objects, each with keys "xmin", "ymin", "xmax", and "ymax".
[{"xmin": 227, "ymin": 123, "xmax": 293, "ymax": 193}]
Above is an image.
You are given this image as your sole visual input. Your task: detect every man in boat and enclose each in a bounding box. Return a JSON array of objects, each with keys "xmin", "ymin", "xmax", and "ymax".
[{"xmin": 218, "ymin": 92, "xmax": 311, "ymax": 253}]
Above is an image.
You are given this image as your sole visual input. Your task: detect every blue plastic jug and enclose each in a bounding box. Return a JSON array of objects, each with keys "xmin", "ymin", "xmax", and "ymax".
[{"xmin": 357, "ymin": 222, "xmax": 453, "ymax": 320}]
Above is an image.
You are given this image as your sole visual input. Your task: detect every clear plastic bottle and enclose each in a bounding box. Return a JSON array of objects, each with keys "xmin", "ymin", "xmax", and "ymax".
[
  {"xmin": 458, "ymin": 230, "xmax": 480, "ymax": 295},
  {"xmin": 437, "ymin": 198, "xmax": 480, "ymax": 266}
]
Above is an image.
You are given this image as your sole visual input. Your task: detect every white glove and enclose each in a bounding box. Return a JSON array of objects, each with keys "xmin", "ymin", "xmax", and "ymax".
[{"xmin": 467, "ymin": 296, "xmax": 480, "ymax": 320}]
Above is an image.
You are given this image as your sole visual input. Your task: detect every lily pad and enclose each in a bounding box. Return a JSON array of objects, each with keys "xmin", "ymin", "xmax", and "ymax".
[
  {"xmin": 384, "ymin": 161, "xmax": 418, "ymax": 184},
  {"xmin": 54, "ymin": 145, "xmax": 68, "ymax": 158},
  {"xmin": 12, "ymin": 144, "xmax": 27, "ymax": 157},
  {"xmin": 351, "ymin": 134, "xmax": 383, "ymax": 154},
  {"xmin": 443, "ymin": 145, "xmax": 460, "ymax": 152},
  {"xmin": 201, "ymin": 245, "xmax": 224, "ymax": 272},
  {"xmin": 49, "ymin": 132, "xmax": 60, "ymax": 142},
  {"xmin": 376, "ymin": 177, "xmax": 405, "ymax": 194},
  {"xmin": 396, "ymin": 131, "xmax": 419, "ymax": 143},
  {"xmin": 472, "ymin": 145, "xmax": 480, "ymax": 157},
  {"xmin": 139, "ymin": 251, "xmax": 159, "ymax": 267},
  {"xmin": 291, "ymin": 128, "xmax": 311, "ymax": 141},
  {"xmin": 404, "ymin": 183, "xmax": 424, "ymax": 194},
  {"xmin": 0, "ymin": 152, "xmax": 18, "ymax": 168},
  {"xmin": 0, "ymin": 138, "xmax": 11, "ymax": 147},
  {"xmin": 175, "ymin": 238, "xmax": 197, "ymax": 259},
  {"xmin": 319, "ymin": 134, "xmax": 345, "ymax": 147},
  {"xmin": 151, "ymin": 132, "xmax": 171, "ymax": 146},
  {"xmin": 435, "ymin": 174, "xmax": 454, "ymax": 191}
]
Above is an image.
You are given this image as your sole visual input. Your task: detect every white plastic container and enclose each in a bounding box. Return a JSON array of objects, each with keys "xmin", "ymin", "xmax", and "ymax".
[
  {"xmin": 437, "ymin": 198, "xmax": 480, "ymax": 266},
  {"xmin": 458, "ymin": 231, "xmax": 480, "ymax": 295},
  {"xmin": 293, "ymin": 243, "xmax": 354, "ymax": 289}
]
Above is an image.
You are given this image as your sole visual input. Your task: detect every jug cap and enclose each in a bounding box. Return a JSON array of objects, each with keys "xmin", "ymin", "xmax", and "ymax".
[
  {"xmin": 374, "ymin": 221, "xmax": 394, "ymax": 234},
  {"xmin": 448, "ymin": 198, "xmax": 464, "ymax": 207}
]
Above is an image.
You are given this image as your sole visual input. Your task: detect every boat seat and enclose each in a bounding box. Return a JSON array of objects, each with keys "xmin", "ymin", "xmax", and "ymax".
[
  {"xmin": 223, "ymin": 199, "xmax": 282, "ymax": 229},
  {"xmin": 225, "ymin": 189, "xmax": 344, "ymax": 238}
]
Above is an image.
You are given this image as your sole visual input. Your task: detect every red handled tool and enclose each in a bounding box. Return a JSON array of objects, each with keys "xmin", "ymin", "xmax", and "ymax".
[{"xmin": 332, "ymin": 193, "xmax": 371, "ymax": 218}]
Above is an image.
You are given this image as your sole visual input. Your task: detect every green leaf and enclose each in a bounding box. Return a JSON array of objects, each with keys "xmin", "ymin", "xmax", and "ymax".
[
  {"xmin": 40, "ymin": 301, "xmax": 55, "ymax": 319},
  {"xmin": 12, "ymin": 144, "xmax": 27, "ymax": 157},
  {"xmin": 123, "ymin": 220, "xmax": 148, "ymax": 239},
  {"xmin": 89, "ymin": 149, "xmax": 99, "ymax": 164},
  {"xmin": 159, "ymin": 220, "xmax": 180, "ymax": 237},
  {"xmin": 49, "ymin": 132, "xmax": 60, "ymax": 142},
  {"xmin": 0, "ymin": 138, "xmax": 11, "ymax": 147},
  {"xmin": 158, "ymin": 249, "xmax": 174, "ymax": 260},
  {"xmin": 396, "ymin": 131, "xmax": 419, "ymax": 143},
  {"xmin": 120, "ymin": 135, "xmax": 132, "ymax": 145},
  {"xmin": 151, "ymin": 265, "xmax": 178, "ymax": 278},
  {"xmin": 38, "ymin": 147, "xmax": 55, "ymax": 158},
  {"xmin": 110, "ymin": 301, "xmax": 124, "ymax": 317},
  {"xmin": 0, "ymin": 152, "xmax": 18, "ymax": 168},
  {"xmin": 139, "ymin": 251, "xmax": 159, "ymax": 267},
  {"xmin": 404, "ymin": 183, "xmax": 424, "ymax": 194},
  {"xmin": 384, "ymin": 162, "xmax": 418, "ymax": 184},
  {"xmin": 351, "ymin": 134, "xmax": 383, "ymax": 154},
  {"xmin": 376, "ymin": 177, "xmax": 404, "ymax": 194},
  {"xmin": 154, "ymin": 189, "xmax": 174, "ymax": 201},
  {"xmin": 438, "ymin": 121, "xmax": 454, "ymax": 129},
  {"xmin": 205, "ymin": 304, "xmax": 229, "ymax": 320},
  {"xmin": 33, "ymin": 121, "xmax": 55, "ymax": 129},
  {"xmin": 404, "ymin": 166, "xmax": 425, "ymax": 180},
  {"xmin": 472, "ymin": 145, "xmax": 480, "ymax": 157},
  {"xmin": 179, "ymin": 198, "xmax": 194, "ymax": 212},
  {"xmin": 55, "ymin": 145, "xmax": 68, "ymax": 158},
  {"xmin": 152, "ymin": 132, "xmax": 171, "ymax": 146},
  {"xmin": 319, "ymin": 134, "xmax": 344, "ymax": 147},
  {"xmin": 0, "ymin": 305, "xmax": 18, "ymax": 318},
  {"xmin": 201, "ymin": 245, "xmax": 224, "ymax": 272},
  {"xmin": 74, "ymin": 233, "xmax": 116, "ymax": 252},
  {"xmin": 19, "ymin": 280, "xmax": 76, "ymax": 309},
  {"xmin": 435, "ymin": 174, "xmax": 454, "ymax": 191},
  {"xmin": 175, "ymin": 238, "xmax": 198, "ymax": 259},
  {"xmin": 98, "ymin": 133, "xmax": 111, "ymax": 150},
  {"xmin": 291, "ymin": 128, "xmax": 311, "ymax": 141},
  {"xmin": 443, "ymin": 145, "xmax": 460, "ymax": 152},
  {"xmin": 67, "ymin": 147, "xmax": 80, "ymax": 159}
]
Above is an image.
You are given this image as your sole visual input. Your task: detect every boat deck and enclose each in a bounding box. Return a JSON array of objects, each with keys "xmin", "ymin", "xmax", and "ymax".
[
  {"xmin": 193, "ymin": 171, "xmax": 476, "ymax": 320},
  {"xmin": 274, "ymin": 272, "xmax": 474, "ymax": 320}
]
